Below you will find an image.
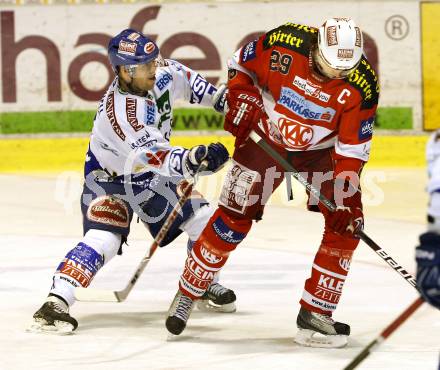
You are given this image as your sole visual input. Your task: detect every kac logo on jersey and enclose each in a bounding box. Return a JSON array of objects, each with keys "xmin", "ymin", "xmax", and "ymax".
[
  {"xmin": 359, "ymin": 116, "xmax": 374, "ymax": 140},
  {"xmin": 241, "ymin": 40, "xmax": 257, "ymax": 63},
  {"xmin": 278, "ymin": 87, "xmax": 335, "ymax": 123},
  {"xmin": 277, "ymin": 117, "xmax": 314, "ymax": 149},
  {"xmin": 339, "ymin": 258, "xmax": 351, "ymax": 272},
  {"xmin": 156, "ymin": 72, "xmax": 173, "ymax": 91},
  {"xmin": 190, "ymin": 74, "xmax": 209, "ymax": 104}
]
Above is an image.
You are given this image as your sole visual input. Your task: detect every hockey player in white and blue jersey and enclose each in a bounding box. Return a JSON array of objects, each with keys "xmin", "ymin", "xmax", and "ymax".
[
  {"xmin": 416, "ymin": 130, "xmax": 440, "ymax": 312},
  {"xmin": 415, "ymin": 130, "xmax": 440, "ymax": 370},
  {"xmin": 29, "ymin": 29, "xmax": 235, "ymax": 334}
]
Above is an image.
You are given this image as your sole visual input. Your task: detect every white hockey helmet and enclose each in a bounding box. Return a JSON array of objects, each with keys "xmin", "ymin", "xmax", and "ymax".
[{"xmin": 314, "ymin": 17, "xmax": 363, "ymax": 79}]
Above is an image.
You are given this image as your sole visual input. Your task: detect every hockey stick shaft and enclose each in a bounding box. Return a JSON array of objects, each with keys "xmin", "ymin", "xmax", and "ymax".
[
  {"xmin": 75, "ymin": 162, "xmax": 208, "ymax": 302},
  {"xmin": 343, "ymin": 296, "xmax": 424, "ymax": 370},
  {"xmin": 248, "ymin": 130, "xmax": 418, "ymax": 291}
]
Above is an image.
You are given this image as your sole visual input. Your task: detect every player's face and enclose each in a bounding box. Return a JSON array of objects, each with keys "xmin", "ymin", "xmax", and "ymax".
[
  {"xmin": 120, "ymin": 60, "xmax": 157, "ymax": 94},
  {"xmin": 130, "ymin": 61, "xmax": 158, "ymax": 90}
]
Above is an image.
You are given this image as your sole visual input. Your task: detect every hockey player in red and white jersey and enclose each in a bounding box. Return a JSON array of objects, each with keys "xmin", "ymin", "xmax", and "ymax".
[
  {"xmin": 166, "ymin": 18, "xmax": 379, "ymax": 348},
  {"xmin": 28, "ymin": 29, "xmax": 236, "ymax": 334}
]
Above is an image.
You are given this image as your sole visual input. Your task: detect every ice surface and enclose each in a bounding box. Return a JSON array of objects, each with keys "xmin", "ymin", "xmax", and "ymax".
[{"xmin": 0, "ymin": 174, "xmax": 438, "ymax": 370}]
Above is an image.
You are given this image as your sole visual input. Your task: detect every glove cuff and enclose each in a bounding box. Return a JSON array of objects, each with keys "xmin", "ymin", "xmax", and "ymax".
[
  {"xmin": 185, "ymin": 145, "xmax": 207, "ymax": 176},
  {"xmin": 212, "ymin": 84, "xmax": 228, "ymax": 114}
]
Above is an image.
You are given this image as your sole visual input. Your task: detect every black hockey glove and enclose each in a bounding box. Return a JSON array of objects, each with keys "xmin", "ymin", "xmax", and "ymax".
[{"xmin": 416, "ymin": 232, "xmax": 440, "ymax": 309}]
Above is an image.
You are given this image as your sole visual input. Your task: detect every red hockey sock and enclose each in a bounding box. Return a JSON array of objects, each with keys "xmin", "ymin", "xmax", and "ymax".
[
  {"xmin": 300, "ymin": 231, "xmax": 359, "ymax": 315},
  {"xmin": 179, "ymin": 208, "xmax": 252, "ymax": 299}
]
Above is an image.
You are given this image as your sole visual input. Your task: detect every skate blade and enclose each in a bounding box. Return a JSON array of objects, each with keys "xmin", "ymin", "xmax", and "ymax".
[
  {"xmin": 294, "ymin": 328, "xmax": 347, "ymax": 348},
  {"xmin": 196, "ymin": 299, "xmax": 236, "ymax": 313},
  {"xmin": 26, "ymin": 320, "xmax": 75, "ymax": 335}
]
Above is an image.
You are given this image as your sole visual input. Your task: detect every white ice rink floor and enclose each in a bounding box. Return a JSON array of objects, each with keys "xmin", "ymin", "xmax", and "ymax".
[{"xmin": 1, "ymin": 174, "xmax": 439, "ymax": 370}]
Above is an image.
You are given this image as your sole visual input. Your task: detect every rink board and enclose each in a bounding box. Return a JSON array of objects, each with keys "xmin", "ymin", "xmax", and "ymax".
[{"xmin": 0, "ymin": 134, "xmax": 430, "ymax": 173}]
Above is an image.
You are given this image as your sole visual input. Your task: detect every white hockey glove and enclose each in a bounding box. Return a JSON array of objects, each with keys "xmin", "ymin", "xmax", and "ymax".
[{"xmin": 212, "ymin": 83, "xmax": 228, "ymax": 114}]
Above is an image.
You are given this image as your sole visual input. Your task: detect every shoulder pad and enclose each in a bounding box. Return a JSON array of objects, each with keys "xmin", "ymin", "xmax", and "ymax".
[
  {"xmin": 346, "ymin": 56, "xmax": 380, "ymax": 109},
  {"xmin": 262, "ymin": 22, "xmax": 317, "ymax": 57}
]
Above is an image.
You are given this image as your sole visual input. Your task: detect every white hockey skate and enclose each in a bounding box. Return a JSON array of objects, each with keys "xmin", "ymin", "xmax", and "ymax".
[
  {"xmin": 294, "ymin": 307, "xmax": 350, "ymax": 348},
  {"xmin": 166, "ymin": 291, "xmax": 195, "ymax": 336},
  {"xmin": 27, "ymin": 295, "xmax": 78, "ymax": 335},
  {"xmin": 196, "ymin": 283, "xmax": 237, "ymax": 313}
]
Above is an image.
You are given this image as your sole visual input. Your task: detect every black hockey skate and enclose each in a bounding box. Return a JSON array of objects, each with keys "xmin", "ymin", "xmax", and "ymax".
[
  {"xmin": 166, "ymin": 291, "xmax": 195, "ymax": 336},
  {"xmin": 28, "ymin": 295, "xmax": 78, "ymax": 335},
  {"xmin": 196, "ymin": 283, "xmax": 237, "ymax": 313},
  {"xmin": 294, "ymin": 307, "xmax": 350, "ymax": 348}
]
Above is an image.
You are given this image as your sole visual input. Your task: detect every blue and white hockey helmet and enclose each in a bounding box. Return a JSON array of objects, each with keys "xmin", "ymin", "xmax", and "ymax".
[{"xmin": 108, "ymin": 29, "xmax": 159, "ymax": 73}]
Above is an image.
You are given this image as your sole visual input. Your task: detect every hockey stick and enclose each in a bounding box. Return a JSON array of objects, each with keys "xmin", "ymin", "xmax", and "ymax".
[
  {"xmin": 249, "ymin": 130, "xmax": 418, "ymax": 290},
  {"xmin": 75, "ymin": 161, "xmax": 208, "ymax": 302},
  {"xmin": 343, "ymin": 296, "xmax": 424, "ymax": 370}
]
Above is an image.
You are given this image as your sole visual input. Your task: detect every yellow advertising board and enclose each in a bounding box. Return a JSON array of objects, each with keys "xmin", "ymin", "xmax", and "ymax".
[{"xmin": 422, "ymin": 2, "xmax": 440, "ymax": 130}]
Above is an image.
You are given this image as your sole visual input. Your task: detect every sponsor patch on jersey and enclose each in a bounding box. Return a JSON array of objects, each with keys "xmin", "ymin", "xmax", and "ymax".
[
  {"xmin": 292, "ymin": 76, "xmax": 331, "ymax": 103},
  {"xmin": 156, "ymin": 72, "xmax": 173, "ymax": 91},
  {"xmin": 277, "ymin": 117, "xmax": 314, "ymax": 149},
  {"xmin": 144, "ymin": 99, "xmax": 156, "ymax": 125},
  {"xmin": 118, "ymin": 40, "xmax": 137, "ymax": 56},
  {"xmin": 190, "ymin": 74, "xmax": 209, "ymax": 104},
  {"xmin": 130, "ymin": 130, "xmax": 156, "ymax": 149},
  {"xmin": 263, "ymin": 29, "xmax": 305, "ymax": 50},
  {"xmin": 126, "ymin": 98, "xmax": 144, "ymax": 132},
  {"xmin": 212, "ymin": 216, "xmax": 246, "ymax": 244},
  {"xmin": 241, "ymin": 40, "xmax": 257, "ymax": 63},
  {"xmin": 347, "ymin": 60, "xmax": 379, "ymax": 102},
  {"xmin": 359, "ymin": 116, "xmax": 375, "ymax": 140},
  {"xmin": 106, "ymin": 92, "xmax": 126, "ymax": 141},
  {"xmin": 156, "ymin": 90, "xmax": 171, "ymax": 129},
  {"xmin": 278, "ymin": 87, "xmax": 336, "ymax": 122}
]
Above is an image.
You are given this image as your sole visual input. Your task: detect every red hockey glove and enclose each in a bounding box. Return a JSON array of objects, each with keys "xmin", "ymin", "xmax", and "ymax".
[
  {"xmin": 327, "ymin": 184, "xmax": 364, "ymax": 238},
  {"xmin": 224, "ymin": 84, "xmax": 266, "ymax": 146}
]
